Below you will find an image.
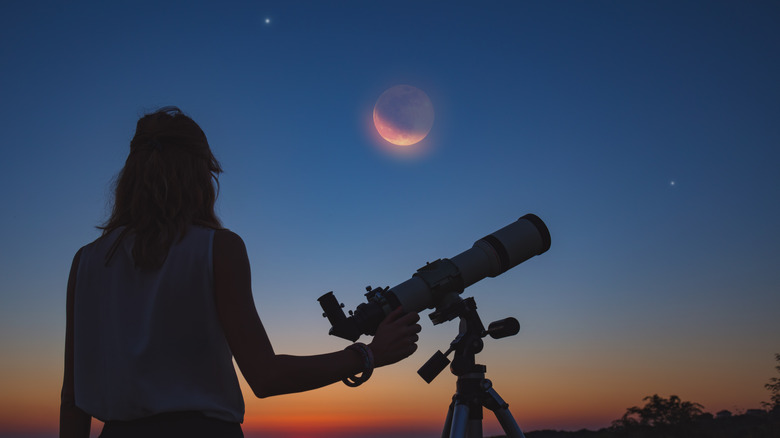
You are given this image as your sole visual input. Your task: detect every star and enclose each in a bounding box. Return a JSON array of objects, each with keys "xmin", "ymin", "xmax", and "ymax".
[
  {"xmin": 670, "ymin": 180, "xmax": 676, "ymax": 187},
  {"xmin": 264, "ymin": 17, "xmax": 271, "ymax": 25}
]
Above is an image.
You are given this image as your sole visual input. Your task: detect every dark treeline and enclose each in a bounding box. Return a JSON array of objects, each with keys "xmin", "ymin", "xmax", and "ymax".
[
  {"xmin": 523, "ymin": 408, "xmax": 780, "ymax": 438},
  {"xmin": 514, "ymin": 399, "xmax": 780, "ymax": 438},
  {"xmin": 502, "ymin": 353, "xmax": 780, "ymax": 438}
]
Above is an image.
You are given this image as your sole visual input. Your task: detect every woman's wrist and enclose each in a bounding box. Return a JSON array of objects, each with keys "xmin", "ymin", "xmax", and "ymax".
[{"xmin": 342, "ymin": 342, "xmax": 374, "ymax": 387}]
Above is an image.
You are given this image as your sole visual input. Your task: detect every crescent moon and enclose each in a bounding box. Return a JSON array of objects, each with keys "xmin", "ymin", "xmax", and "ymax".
[{"xmin": 373, "ymin": 85, "xmax": 434, "ymax": 146}]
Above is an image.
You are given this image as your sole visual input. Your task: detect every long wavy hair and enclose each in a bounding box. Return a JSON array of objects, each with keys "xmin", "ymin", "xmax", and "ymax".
[{"xmin": 100, "ymin": 107, "xmax": 223, "ymax": 269}]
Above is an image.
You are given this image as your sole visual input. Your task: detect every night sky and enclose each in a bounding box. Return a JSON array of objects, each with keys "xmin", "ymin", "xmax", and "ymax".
[{"xmin": 1, "ymin": 1, "xmax": 779, "ymax": 437}]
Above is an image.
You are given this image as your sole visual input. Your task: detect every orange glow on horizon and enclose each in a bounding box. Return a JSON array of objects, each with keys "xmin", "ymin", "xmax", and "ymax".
[
  {"xmin": 243, "ymin": 412, "xmax": 437, "ymax": 436},
  {"xmin": 3, "ymin": 352, "xmax": 774, "ymax": 436}
]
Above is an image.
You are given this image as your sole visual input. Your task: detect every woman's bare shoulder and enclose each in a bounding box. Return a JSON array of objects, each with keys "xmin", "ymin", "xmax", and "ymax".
[{"xmin": 213, "ymin": 229, "xmax": 248, "ymax": 259}]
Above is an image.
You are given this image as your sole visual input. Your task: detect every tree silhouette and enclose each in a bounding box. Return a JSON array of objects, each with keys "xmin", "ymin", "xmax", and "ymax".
[
  {"xmin": 611, "ymin": 394, "xmax": 703, "ymax": 436},
  {"xmin": 764, "ymin": 353, "xmax": 780, "ymax": 410},
  {"xmin": 523, "ymin": 388, "xmax": 780, "ymax": 438}
]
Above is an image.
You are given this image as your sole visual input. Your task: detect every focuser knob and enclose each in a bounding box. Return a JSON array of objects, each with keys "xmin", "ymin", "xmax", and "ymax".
[{"xmin": 486, "ymin": 317, "xmax": 520, "ymax": 339}]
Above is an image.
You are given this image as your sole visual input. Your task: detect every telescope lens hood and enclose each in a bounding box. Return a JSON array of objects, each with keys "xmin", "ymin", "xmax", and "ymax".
[{"xmin": 521, "ymin": 213, "xmax": 551, "ymax": 254}]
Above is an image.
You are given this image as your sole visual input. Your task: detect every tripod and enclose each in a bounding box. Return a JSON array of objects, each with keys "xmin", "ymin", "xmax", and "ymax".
[{"xmin": 418, "ymin": 297, "xmax": 526, "ymax": 438}]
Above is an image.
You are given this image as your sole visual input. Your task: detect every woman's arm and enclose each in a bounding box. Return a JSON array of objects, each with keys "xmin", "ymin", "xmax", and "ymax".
[
  {"xmin": 60, "ymin": 249, "xmax": 92, "ymax": 438},
  {"xmin": 213, "ymin": 229, "xmax": 420, "ymax": 398}
]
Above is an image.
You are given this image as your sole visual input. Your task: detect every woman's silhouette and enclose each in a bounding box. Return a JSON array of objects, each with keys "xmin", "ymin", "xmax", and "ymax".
[{"xmin": 60, "ymin": 107, "xmax": 421, "ymax": 438}]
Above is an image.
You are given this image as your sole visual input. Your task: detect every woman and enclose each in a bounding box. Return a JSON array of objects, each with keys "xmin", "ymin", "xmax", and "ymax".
[{"xmin": 60, "ymin": 107, "xmax": 421, "ymax": 438}]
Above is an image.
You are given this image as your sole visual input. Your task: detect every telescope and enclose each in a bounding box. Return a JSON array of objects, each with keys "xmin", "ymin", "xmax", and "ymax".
[{"xmin": 318, "ymin": 214, "xmax": 550, "ymax": 342}]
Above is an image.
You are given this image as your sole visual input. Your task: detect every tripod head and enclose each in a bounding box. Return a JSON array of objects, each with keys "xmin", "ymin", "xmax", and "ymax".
[{"xmin": 417, "ymin": 296, "xmax": 520, "ymax": 383}]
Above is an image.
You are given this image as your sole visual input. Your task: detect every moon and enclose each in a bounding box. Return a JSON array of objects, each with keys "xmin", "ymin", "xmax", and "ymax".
[{"xmin": 373, "ymin": 85, "xmax": 434, "ymax": 146}]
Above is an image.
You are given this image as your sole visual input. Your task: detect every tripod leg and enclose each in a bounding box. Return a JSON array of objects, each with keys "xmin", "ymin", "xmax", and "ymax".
[
  {"xmin": 494, "ymin": 407, "xmax": 525, "ymax": 438},
  {"xmin": 449, "ymin": 401, "xmax": 471, "ymax": 438},
  {"xmin": 485, "ymin": 387, "xmax": 525, "ymax": 438},
  {"xmin": 441, "ymin": 399, "xmax": 454, "ymax": 438},
  {"xmin": 467, "ymin": 415, "xmax": 482, "ymax": 438}
]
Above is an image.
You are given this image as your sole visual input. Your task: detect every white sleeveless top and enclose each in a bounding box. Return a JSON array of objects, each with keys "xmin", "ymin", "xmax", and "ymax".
[{"xmin": 73, "ymin": 226, "xmax": 244, "ymax": 423}]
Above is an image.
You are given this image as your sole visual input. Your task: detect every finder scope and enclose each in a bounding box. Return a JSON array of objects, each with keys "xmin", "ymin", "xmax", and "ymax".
[{"xmin": 319, "ymin": 214, "xmax": 550, "ymax": 341}]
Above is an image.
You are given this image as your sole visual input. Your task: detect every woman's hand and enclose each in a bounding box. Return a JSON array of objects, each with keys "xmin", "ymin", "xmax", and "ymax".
[{"xmin": 369, "ymin": 307, "xmax": 422, "ymax": 367}]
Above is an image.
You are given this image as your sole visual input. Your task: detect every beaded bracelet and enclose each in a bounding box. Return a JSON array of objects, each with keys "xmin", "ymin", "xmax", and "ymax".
[{"xmin": 343, "ymin": 342, "xmax": 374, "ymax": 387}]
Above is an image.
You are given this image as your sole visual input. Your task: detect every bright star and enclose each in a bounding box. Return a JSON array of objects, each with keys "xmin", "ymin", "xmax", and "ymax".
[{"xmin": 264, "ymin": 17, "xmax": 271, "ymax": 25}]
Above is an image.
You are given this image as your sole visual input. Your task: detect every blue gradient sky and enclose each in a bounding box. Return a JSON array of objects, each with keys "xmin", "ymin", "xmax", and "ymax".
[{"xmin": 1, "ymin": 1, "xmax": 779, "ymax": 436}]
